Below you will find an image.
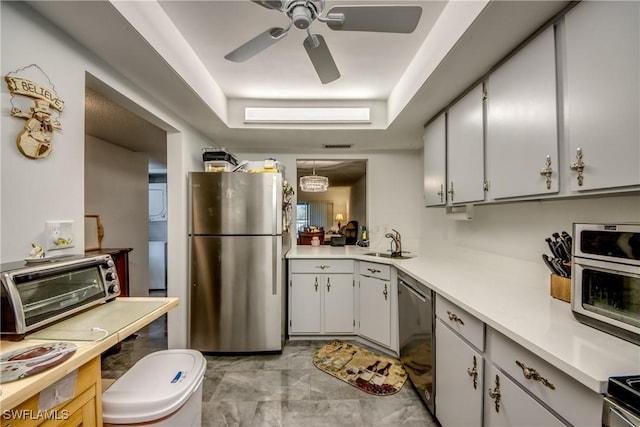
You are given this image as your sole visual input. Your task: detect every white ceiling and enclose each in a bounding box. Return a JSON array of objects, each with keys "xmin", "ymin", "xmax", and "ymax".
[{"xmin": 27, "ymin": 0, "xmax": 571, "ymax": 163}]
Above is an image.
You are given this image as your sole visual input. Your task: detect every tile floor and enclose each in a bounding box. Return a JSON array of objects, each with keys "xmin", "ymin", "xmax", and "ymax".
[{"xmin": 101, "ymin": 315, "xmax": 437, "ymax": 426}]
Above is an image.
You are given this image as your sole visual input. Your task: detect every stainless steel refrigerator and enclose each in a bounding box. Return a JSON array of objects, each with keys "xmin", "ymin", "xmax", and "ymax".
[{"xmin": 188, "ymin": 172, "xmax": 288, "ymax": 353}]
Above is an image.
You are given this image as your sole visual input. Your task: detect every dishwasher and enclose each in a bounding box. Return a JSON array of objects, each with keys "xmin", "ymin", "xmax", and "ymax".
[{"xmin": 398, "ymin": 270, "xmax": 435, "ymax": 414}]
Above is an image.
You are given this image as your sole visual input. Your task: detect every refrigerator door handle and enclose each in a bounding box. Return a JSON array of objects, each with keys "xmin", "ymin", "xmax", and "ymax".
[
  {"xmin": 272, "ymin": 174, "xmax": 278, "ymax": 236},
  {"xmin": 273, "ymin": 237, "xmax": 278, "ymax": 295}
]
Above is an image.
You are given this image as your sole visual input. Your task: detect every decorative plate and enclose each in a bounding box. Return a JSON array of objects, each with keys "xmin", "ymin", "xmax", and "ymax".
[{"xmin": 0, "ymin": 342, "xmax": 77, "ymax": 383}]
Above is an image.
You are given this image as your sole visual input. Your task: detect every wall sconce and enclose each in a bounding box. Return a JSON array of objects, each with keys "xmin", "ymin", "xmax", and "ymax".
[{"xmin": 335, "ymin": 213, "xmax": 344, "ymax": 229}]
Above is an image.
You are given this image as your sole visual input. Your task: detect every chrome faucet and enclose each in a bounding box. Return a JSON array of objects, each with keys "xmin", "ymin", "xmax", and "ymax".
[{"xmin": 384, "ymin": 229, "xmax": 402, "ymax": 257}]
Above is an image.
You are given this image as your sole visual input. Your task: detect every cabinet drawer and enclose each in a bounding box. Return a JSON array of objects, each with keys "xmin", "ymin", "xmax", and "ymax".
[
  {"xmin": 359, "ymin": 261, "xmax": 391, "ymax": 280},
  {"xmin": 436, "ymin": 294, "xmax": 484, "ymax": 351},
  {"xmin": 290, "ymin": 259, "xmax": 354, "ymax": 274},
  {"xmin": 486, "ymin": 328, "xmax": 602, "ymax": 427}
]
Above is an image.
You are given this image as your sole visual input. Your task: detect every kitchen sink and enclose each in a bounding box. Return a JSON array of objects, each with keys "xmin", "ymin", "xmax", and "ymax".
[{"xmin": 364, "ymin": 252, "xmax": 415, "ymax": 260}]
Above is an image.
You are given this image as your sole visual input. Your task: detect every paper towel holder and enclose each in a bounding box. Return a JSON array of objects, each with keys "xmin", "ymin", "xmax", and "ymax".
[{"xmin": 445, "ymin": 204, "xmax": 473, "ymax": 221}]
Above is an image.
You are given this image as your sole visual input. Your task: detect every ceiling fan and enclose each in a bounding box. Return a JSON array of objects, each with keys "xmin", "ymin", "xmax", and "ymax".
[{"xmin": 224, "ymin": 0, "xmax": 423, "ymax": 84}]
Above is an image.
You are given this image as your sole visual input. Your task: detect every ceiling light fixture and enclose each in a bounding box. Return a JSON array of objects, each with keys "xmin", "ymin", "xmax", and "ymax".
[
  {"xmin": 300, "ymin": 161, "xmax": 329, "ymax": 192},
  {"xmin": 244, "ymin": 107, "xmax": 370, "ymax": 123}
]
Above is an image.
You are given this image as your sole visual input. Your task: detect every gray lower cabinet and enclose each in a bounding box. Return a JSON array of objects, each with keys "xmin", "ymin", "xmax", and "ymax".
[
  {"xmin": 435, "ymin": 319, "xmax": 484, "ymax": 426},
  {"xmin": 289, "ymin": 259, "xmax": 354, "ymax": 335},
  {"xmin": 483, "ymin": 363, "xmax": 564, "ymax": 427},
  {"xmin": 358, "ymin": 261, "xmax": 395, "ymax": 350}
]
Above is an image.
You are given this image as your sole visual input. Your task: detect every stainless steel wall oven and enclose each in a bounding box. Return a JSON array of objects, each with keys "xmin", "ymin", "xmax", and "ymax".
[
  {"xmin": 572, "ymin": 223, "xmax": 640, "ymax": 345},
  {"xmin": 1, "ymin": 254, "xmax": 121, "ymax": 336}
]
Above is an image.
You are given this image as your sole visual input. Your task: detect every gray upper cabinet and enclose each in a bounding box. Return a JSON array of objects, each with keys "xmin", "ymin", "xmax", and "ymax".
[
  {"xmin": 423, "ymin": 113, "xmax": 447, "ymax": 207},
  {"xmin": 447, "ymin": 83, "xmax": 485, "ymax": 204},
  {"xmin": 486, "ymin": 26, "xmax": 558, "ymax": 199},
  {"xmin": 564, "ymin": 1, "xmax": 640, "ymax": 192}
]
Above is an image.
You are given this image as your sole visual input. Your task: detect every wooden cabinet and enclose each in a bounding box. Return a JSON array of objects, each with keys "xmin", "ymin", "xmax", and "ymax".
[
  {"xmin": 1, "ymin": 357, "xmax": 102, "ymax": 427},
  {"xmin": 435, "ymin": 319, "xmax": 484, "ymax": 427},
  {"xmin": 289, "ymin": 260, "xmax": 354, "ymax": 334},
  {"xmin": 358, "ymin": 262, "xmax": 396, "ymax": 350},
  {"xmin": 564, "ymin": 1, "xmax": 640, "ymax": 192},
  {"xmin": 486, "ymin": 26, "xmax": 558, "ymax": 199},
  {"xmin": 423, "ymin": 113, "xmax": 447, "ymax": 207},
  {"xmin": 483, "ymin": 363, "xmax": 564, "ymax": 427},
  {"xmin": 447, "ymin": 83, "xmax": 486, "ymax": 204}
]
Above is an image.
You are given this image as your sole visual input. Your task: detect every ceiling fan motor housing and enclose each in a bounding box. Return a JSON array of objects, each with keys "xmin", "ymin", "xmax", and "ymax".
[{"xmin": 285, "ymin": 0, "xmax": 324, "ymax": 29}]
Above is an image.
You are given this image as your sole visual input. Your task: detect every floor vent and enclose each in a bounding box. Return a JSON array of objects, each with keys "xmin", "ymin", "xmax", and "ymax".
[{"xmin": 323, "ymin": 144, "xmax": 353, "ymax": 149}]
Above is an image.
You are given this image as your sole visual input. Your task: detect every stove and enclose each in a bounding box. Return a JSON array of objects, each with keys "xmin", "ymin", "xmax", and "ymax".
[{"xmin": 604, "ymin": 376, "xmax": 640, "ymax": 426}]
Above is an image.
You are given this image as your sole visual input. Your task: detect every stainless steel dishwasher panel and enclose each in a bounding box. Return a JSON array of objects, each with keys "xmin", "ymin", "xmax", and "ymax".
[{"xmin": 398, "ymin": 271, "xmax": 435, "ymax": 414}]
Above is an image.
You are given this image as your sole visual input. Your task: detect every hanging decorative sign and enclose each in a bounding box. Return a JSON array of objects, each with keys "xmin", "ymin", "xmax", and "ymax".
[{"xmin": 5, "ymin": 64, "xmax": 64, "ymax": 160}]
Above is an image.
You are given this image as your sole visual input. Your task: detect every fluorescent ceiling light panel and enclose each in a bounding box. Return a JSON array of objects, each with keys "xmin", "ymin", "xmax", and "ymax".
[{"xmin": 244, "ymin": 107, "xmax": 370, "ymax": 123}]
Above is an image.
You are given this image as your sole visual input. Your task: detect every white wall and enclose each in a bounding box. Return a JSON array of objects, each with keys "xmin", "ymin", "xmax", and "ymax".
[
  {"xmin": 85, "ymin": 135, "xmax": 149, "ymax": 296},
  {"xmin": 421, "ymin": 194, "xmax": 640, "ymax": 263},
  {"xmin": 1, "ymin": 2, "xmax": 215, "ymax": 349}
]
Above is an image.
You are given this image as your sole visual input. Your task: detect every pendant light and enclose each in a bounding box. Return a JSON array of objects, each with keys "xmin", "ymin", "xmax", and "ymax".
[{"xmin": 300, "ymin": 161, "xmax": 329, "ymax": 192}]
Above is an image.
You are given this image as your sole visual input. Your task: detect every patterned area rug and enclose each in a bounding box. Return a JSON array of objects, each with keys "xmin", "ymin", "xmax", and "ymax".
[{"xmin": 313, "ymin": 340, "xmax": 407, "ymax": 396}]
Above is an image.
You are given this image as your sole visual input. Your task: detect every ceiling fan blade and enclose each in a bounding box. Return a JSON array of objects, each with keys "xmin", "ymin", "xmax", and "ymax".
[
  {"xmin": 250, "ymin": 0, "xmax": 282, "ymax": 11},
  {"xmin": 303, "ymin": 34, "xmax": 340, "ymax": 84},
  {"xmin": 326, "ymin": 5, "xmax": 422, "ymax": 33},
  {"xmin": 225, "ymin": 28, "xmax": 287, "ymax": 62}
]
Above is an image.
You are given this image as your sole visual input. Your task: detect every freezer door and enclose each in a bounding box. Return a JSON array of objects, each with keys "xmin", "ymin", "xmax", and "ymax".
[
  {"xmin": 189, "ymin": 172, "xmax": 282, "ymax": 235},
  {"xmin": 189, "ymin": 235, "xmax": 282, "ymax": 352}
]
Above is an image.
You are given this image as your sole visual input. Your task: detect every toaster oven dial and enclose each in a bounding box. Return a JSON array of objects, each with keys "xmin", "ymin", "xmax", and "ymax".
[
  {"xmin": 108, "ymin": 283, "xmax": 120, "ymax": 295},
  {"xmin": 106, "ymin": 271, "xmax": 118, "ymax": 281}
]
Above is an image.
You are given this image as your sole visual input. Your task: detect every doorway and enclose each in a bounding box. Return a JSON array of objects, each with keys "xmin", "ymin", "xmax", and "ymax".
[{"xmin": 84, "ymin": 74, "xmax": 170, "ymax": 296}]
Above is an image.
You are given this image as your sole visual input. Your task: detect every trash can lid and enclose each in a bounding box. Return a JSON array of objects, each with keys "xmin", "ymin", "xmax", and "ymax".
[{"xmin": 102, "ymin": 349, "xmax": 206, "ymax": 424}]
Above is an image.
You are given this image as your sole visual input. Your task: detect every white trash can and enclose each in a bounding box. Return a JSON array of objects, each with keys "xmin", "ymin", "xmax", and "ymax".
[{"xmin": 102, "ymin": 349, "xmax": 206, "ymax": 426}]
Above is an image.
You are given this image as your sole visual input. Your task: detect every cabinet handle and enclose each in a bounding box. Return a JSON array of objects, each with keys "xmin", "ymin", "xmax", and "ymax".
[
  {"xmin": 316, "ymin": 265, "xmax": 329, "ymax": 270},
  {"xmin": 569, "ymin": 147, "xmax": 585, "ymax": 186},
  {"xmin": 367, "ymin": 268, "xmax": 381, "ymax": 274},
  {"xmin": 447, "ymin": 181, "xmax": 455, "ymax": 202},
  {"xmin": 467, "ymin": 355, "xmax": 478, "ymax": 389},
  {"xmin": 437, "ymin": 184, "xmax": 444, "ymax": 203},
  {"xmin": 539, "ymin": 155, "xmax": 553, "ymax": 190},
  {"xmin": 326, "ymin": 277, "xmax": 331, "ymax": 292},
  {"xmin": 515, "ymin": 360, "xmax": 555, "ymax": 390},
  {"xmin": 383, "ymin": 283, "xmax": 388, "ymax": 301},
  {"xmin": 488, "ymin": 374, "xmax": 501, "ymax": 413},
  {"xmin": 447, "ymin": 310, "xmax": 465, "ymax": 325},
  {"xmin": 314, "ymin": 277, "xmax": 318, "ymax": 292}
]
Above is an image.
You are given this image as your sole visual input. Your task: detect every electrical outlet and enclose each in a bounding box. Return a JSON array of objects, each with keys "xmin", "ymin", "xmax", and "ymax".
[{"xmin": 46, "ymin": 220, "xmax": 75, "ymax": 250}]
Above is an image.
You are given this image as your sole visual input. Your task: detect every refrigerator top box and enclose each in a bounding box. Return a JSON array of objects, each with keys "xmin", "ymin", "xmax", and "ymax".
[{"xmin": 201, "ymin": 148, "xmax": 238, "ymax": 166}]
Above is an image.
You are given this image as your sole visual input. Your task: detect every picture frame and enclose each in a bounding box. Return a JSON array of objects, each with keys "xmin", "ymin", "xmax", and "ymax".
[{"xmin": 84, "ymin": 214, "xmax": 104, "ymax": 251}]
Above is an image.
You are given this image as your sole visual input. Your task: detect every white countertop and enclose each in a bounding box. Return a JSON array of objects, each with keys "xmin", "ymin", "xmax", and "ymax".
[{"xmin": 286, "ymin": 244, "xmax": 640, "ymax": 393}]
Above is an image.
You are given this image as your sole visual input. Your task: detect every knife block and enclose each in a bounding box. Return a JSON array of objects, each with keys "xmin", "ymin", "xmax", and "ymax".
[{"xmin": 550, "ymin": 274, "xmax": 571, "ymax": 303}]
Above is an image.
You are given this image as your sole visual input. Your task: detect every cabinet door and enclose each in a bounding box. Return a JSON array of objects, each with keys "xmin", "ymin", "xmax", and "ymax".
[
  {"xmin": 324, "ymin": 274, "xmax": 354, "ymax": 333},
  {"xmin": 484, "ymin": 364, "xmax": 564, "ymax": 427},
  {"xmin": 424, "ymin": 113, "xmax": 447, "ymax": 206},
  {"xmin": 290, "ymin": 274, "xmax": 321, "ymax": 333},
  {"xmin": 447, "ymin": 83, "xmax": 485, "ymax": 204},
  {"xmin": 486, "ymin": 26, "xmax": 558, "ymax": 199},
  {"xmin": 564, "ymin": 1, "xmax": 640, "ymax": 191},
  {"xmin": 359, "ymin": 276, "xmax": 391, "ymax": 347},
  {"xmin": 435, "ymin": 320, "xmax": 483, "ymax": 427}
]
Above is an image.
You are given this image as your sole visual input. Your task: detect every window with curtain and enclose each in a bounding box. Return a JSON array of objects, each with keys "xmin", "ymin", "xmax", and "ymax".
[{"xmin": 296, "ymin": 202, "xmax": 333, "ymax": 232}]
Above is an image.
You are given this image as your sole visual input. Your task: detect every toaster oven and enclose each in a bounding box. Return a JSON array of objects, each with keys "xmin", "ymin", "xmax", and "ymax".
[
  {"xmin": 1, "ymin": 254, "xmax": 121, "ymax": 336},
  {"xmin": 572, "ymin": 223, "xmax": 640, "ymax": 345}
]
